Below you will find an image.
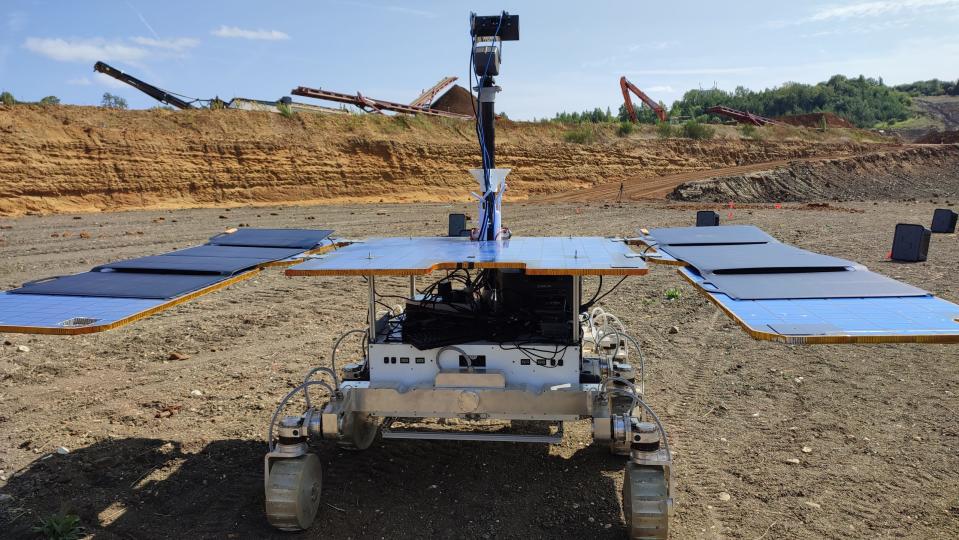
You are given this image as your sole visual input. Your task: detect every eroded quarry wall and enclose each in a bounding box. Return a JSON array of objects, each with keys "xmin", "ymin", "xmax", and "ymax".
[
  {"xmin": 0, "ymin": 105, "xmax": 890, "ymax": 215},
  {"xmin": 670, "ymin": 145, "xmax": 959, "ymax": 203}
]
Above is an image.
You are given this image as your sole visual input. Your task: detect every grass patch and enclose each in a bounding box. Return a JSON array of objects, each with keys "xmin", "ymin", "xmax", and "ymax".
[
  {"xmin": 276, "ymin": 101, "xmax": 295, "ymax": 119},
  {"xmin": 681, "ymin": 120, "xmax": 716, "ymax": 140},
  {"xmin": 738, "ymin": 123, "xmax": 762, "ymax": 140},
  {"xmin": 656, "ymin": 122, "xmax": 675, "ymax": 139},
  {"xmin": 33, "ymin": 513, "xmax": 82, "ymax": 540},
  {"xmin": 665, "ymin": 287, "xmax": 681, "ymax": 300},
  {"xmin": 564, "ymin": 126, "xmax": 596, "ymax": 144},
  {"xmin": 617, "ymin": 121, "xmax": 634, "ymax": 137}
]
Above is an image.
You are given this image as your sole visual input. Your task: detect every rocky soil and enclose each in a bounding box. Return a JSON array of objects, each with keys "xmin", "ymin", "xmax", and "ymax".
[
  {"xmin": 1, "ymin": 201, "xmax": 958, "ymax": 539},
  {"xmin": 669, "ymin": 145, "xmax": 959, "ymax": 203}
]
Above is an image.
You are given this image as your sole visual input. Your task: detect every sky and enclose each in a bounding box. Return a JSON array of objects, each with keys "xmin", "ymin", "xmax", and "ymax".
[{"xmin": 2, "ymin": 0, "xmax": 959, "ymax": 120}]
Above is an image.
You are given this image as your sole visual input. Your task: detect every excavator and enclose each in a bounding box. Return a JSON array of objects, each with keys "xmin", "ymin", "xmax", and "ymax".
[{"xmin": 620, "ymin": 76, "xmax": 667, "ymax": 123}]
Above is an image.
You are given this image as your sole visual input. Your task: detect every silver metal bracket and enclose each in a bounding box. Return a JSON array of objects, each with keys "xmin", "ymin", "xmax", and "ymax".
[{"xmin": 382, "ymin": 421, "xmax": 564, "ymax": 444}]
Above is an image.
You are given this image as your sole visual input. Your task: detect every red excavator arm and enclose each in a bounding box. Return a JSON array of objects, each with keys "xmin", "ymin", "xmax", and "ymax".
[{"xmin": 620, "ymin": 76, "xmax": 667, "ymax": 123}]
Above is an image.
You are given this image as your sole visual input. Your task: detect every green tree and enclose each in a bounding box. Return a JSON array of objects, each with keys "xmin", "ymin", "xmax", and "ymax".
[
  {"xmin": 0, "ymin": 91, "xmax": 14, "ymax": 106},
  {"xmin": 100, "ymin": 92, "xmax": 128, "ymax": 109},
  {"xmin": 669, "ymin": 74, "xmax": 912, "ymax": 127},
  {"xmin": 39, "ymin": 95, "xmax": 60, "ymax": 105}
]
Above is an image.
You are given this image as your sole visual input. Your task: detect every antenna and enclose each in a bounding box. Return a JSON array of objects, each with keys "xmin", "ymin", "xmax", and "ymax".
[{"xmin": 469, "ymin": 11, "xmax": 519, "ymax": 241}]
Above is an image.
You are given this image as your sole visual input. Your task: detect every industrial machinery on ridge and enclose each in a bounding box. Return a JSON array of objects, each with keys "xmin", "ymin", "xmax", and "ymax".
[
  {"xmin": 93, "ymin": 60, "xmax": 467, "ymax": 118},
  {"xmin": 620, "ymin": 76, "xmax": 667, "ymax": 123},
  {"xmin": 3, "ymin": 12, "xmax": 959, "ymax": 540}
]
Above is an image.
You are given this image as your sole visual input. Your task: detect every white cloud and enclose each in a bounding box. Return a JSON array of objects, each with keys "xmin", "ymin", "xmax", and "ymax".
[
  {"xmin": 809, "ymin": 0, "xmax": 959, "ymax": 21},
  {"xmin": 646, "ymin": 85, "xmax": 675, "ymax": 93},
  {"xmin": 67, "ymin": 77, "xmax": 92, "ymax": 86},
  {"xmin": 624, "ymin": 67, "xmax": 764, "ymax": 76},
  {"xmin": 211, "ymin": 25, "xmax": 290, "ymax": 41},
  {"xmin": 23, "ymin": 37, "xmax": 148, "ymax": 63},
  {"xmin": 131, "ymin": 36, "xmax": 200, "ymax": 51}
]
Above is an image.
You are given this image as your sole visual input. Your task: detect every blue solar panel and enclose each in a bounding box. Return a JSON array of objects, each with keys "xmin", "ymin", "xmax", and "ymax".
[
  {"xmin": 0, "ymin": 292, "xmax": 163, "ymax": 330},
  {"xmin": 208, "ymin": 228, "xmax": 333, "ymax": 249},
  {"xmin": 95, "ymin": 255, "xmax": 265, "ymax": 275},
  {"xmin": 680, "ymin": 267, "xmax": 959, "ymax": 341},
  {"xmin": 9, "ymin": 272, "xmax": 226, "ymax": 299},
  {"xmin": 644, "ymin": 225, "xmax": 929, "ymax": 300},
  {"xmin": 170, "ymin": 245, "xmax": 305, "ymax": 260},
  {"xmin": 0, "ymin": 228, "xmax": 333, "ymax": 333}
]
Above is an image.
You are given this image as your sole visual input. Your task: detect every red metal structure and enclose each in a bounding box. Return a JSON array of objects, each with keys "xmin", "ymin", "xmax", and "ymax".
[
  {"xmin": 705, "ymin": 105, "xmax": 780, "ymax": 126},
  {"xmin": 292, "ymin": 85, "xmax": 472, "ymax": 119},
  {"xmin": 620, "ymin": 76, "xmax": 667, "ymax": 123},
  {"xmin": 409, "ymin": 76, "xmax": 458, "ymax": 108}
]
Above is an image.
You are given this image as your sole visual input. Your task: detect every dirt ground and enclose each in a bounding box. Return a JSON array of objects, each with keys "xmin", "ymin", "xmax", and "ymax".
[{"xmin": 1, "ymin": 201, "xmax": 958, "ymax": 539}]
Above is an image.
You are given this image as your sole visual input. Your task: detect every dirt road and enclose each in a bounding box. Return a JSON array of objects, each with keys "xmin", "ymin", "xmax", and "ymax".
[{"xmin": 1, "ymin": 201, "xmax": 958, "ymax": 539}]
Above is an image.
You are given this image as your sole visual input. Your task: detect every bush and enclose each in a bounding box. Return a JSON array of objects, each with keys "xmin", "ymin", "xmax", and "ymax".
[
  {"xmin": 564, "ymin": 126, "xmax": 596, "ymax": 144},
  {"xmin": 681, "ymin": 120, "xmax": 715, "ymax": 140},
  {"xmin": 617, "ymin": 121, "xmax": 634, "ymax": 137},
  {"xmin": 39, "ymin": 95, "xmax": 60, "ymax": 106},
  {"xmin": 100, "ymin": 92, "xmax": 127, "ymax": 109},
  {"xmin": 656, "ymin": 122, "xmax": 675, "ymax": 139},
  {"xmin": 738, "ymin": 123, "xmax": 760, "ymax": 140},
  {"xmin": 0, "ymin": 91, "xmax": 14, "ymax": 106}
]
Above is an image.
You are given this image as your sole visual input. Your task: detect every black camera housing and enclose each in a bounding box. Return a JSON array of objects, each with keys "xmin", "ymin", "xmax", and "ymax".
[{"xmin": 470, "ymin": 12, "xmax": 520, "ymax": 41}]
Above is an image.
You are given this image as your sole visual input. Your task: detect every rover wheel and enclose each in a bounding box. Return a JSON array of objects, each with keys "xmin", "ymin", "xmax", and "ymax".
[
  {"xmin": 623, "ymin": 463, "xmax": 670, "ymax": 539},
  {"xmin": 337, "ymin": 411, "xmax": 379, "ymax": 451},
  {"xmin": 265, "ymin": 453, "xmax": 322, "ymax": 531}
]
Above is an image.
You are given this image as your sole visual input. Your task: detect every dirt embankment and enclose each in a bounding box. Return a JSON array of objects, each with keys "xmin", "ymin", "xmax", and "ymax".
[
  {"xmin": 670, "ymin": 144, "xmax": 959, "ymax": 203},
  {"xmin": 0, "ymin": 104, "xmax": 886, "ymax": 216}
]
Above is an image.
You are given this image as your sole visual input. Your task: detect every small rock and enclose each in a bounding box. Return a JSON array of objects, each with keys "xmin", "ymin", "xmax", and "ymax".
[
  {"xmin": 785, "ymin": 458, "xmax": 801, "ymax": 465},
  {"xmin": 587, "ymin": 517, "xmax": 595, "ymax": 523},
  {"xmin": 751, "ymin": 412, "xmax": 760, "ymax": 417},
  {"xmin": 604, "ymin": 523, "xmax": 612, "ymax": 529},
  {"xmin": 16, "ymin": 345, "xmax": 30, "ymax": 353},
  {"xmin": 803, "ymin": 501, "xmax": 822, "ymax": 510},
  {"xmin": 428, "ymin": 484, "xmax": 437, "ymax": 489},
  {"xmin": 912, "ymin": 435, "xmax": 922, "ymax": 442},
  {"xmin": 190, "ymin": 389, "xmax": 203, "ymax": 397},
  {"xmin": 78, "ymin": 231, "xmax": 91, "ymax": 239},
  {"xmin": 718, "ymin": 492, "xmax": 731, "ymax": 502},
  {"xmin": 3, "ymin": 340, "xmax": 11, "ymax": 346},
  {"xmin": 56, "ymin": 446, "xmax": 70, "ymax": 455},
  {"xmin": 168, "ymin": 352, "xmax": 190, "ymax": 361},
  {"xmin": 0, "ymin": 493, "xmax": 13, "ymax": 503},
  {"xmin": 794, "ymin": 376, "xmax": 804, "ymax": 384},
  {"xmin": 668, "ymin": 326, "xmax": 679, "ymax": 334},
  {"xmin": 802, "ymin": 446, "xmax": 813, "ymax": 454}
]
